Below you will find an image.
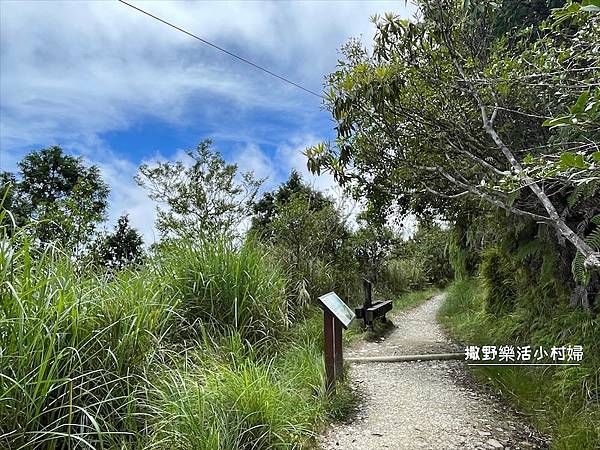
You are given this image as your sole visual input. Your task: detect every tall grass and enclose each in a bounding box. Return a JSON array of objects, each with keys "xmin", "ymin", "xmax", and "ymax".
[
  {"xmin": 0, "ymin": 215, "xmax": 177, "ymax": 449},
  {"xmin": 161, "ymin": 239, "xmax": 289, "ymax": 346},
  {"xmin": 1, "ymin": 212, "xmax": 352, "ymax": 449},
  {"xmin": 147, "ymin": 347, "xmax": 329, "ymax": 450}
]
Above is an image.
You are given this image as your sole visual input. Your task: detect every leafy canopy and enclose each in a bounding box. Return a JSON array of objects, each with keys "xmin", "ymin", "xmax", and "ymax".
[
  {"xmin": 306, "ymin": 0, "xmax": 599, "ymax": 272},
  {"xmin": 2, "ymin": 145, "xmax": 109, "ymax": 253},
  {"xmin": 136, "ymin": 140, "xmax": 263, "ymax": 240}
]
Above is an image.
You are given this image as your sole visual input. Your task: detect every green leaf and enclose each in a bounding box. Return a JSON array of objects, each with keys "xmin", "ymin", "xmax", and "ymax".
[
  {"xmin": 570, "ymin": 91, "xmax": 590, "ymax": 114},
  {"xmin": 507, "ymin": 189, "xmax": 520, "ymax": 207},
  {"xmin": 581, "ymin": 5, "xmax": 600, "ymax": 12},
  {"xmin": 558, "ymin": 152, "xmax": 589, "ymax": 170},
  {"xmin": 542, "ymin": 116, "xmax": 571, "ymax": 128},
  {"xmin": 375, "ymin": 67, "xmax": 388, "ymax": 78},
  {"xmin": 574, "ymin": 154, "xmax": 587, "ymax": 169},
  {"xmin": 559, "ymin": 152, "xmax": 577, "ymax": 169}
]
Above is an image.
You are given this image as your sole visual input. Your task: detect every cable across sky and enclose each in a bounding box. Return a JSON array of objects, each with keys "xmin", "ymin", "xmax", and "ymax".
[{"xmin": 117, "ymin": 0, "xmax": 325, "ymax": 99}]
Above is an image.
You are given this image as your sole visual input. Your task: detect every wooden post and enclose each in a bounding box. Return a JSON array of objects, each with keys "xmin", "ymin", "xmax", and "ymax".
[
  {"xmin": 334, "ymin": 318, "xmax": 343, "ymax": 381},
  {"xmin": 363, "ymin": 278, "xmax": 372, "ymax": 309},
  {"xmin": 318, "ymin": 291, "xmax": 355, "ymax": 392},
  {"xmin": 323, "ymin": 309, "xmax": 336, "ymax": 391},
  {"xmin": 363, "ymin": 278, "xmax": 373, "ymax": 328}
]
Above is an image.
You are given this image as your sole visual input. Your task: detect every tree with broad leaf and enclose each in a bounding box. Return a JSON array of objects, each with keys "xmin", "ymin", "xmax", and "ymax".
[
  {"xmin": 306, "ymin": 0, "xmax": 600, "ymax": 274},
  {"xmin": 1, "ymin": 146, "xmax": 109, "ymax": 254},
  {"xmin": 93, "ymin": 214, "xmax": 144, "ymax": 270},
  {"xmin": 250, "ymin": 170, "xmax": 331, "ymax": 239}
]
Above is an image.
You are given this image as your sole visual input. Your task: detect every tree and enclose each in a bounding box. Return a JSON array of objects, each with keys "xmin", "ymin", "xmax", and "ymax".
[
  {"xmin": 267, "ymin": 190, "xmax": 355, "ymax": 304},
  {"xmin": 2, "ymin": 146, "xmax": 109, "ymax": 252},
  {"xmin": 306, "ymin": 0, "xmax": 600, "ymax": 271},
  {"xmin": 250, "ymin": 170, "xmax": 330, "ymax": 238},
  {"xmin": 350, "ymin": 220, "xmax": 397, "ymax": 284},
  {"xmin": 94, "ymin": 214, "xmax": 144, "ymax": 270},
  {"xmin": 251, "ymin": 172, "xmax": 358, "ymax": 303},
  {"xmin": 269, "ymin": 192, "xmax": 346, "ymax": 267},
  {"xmin": 136, "ymin": 140, "xmax": 263, "ymax": 240}
]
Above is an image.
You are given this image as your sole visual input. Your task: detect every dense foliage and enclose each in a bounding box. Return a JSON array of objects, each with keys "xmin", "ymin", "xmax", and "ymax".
[
  {"xmin": 93, "ymin": 214, "xmax": 145, "ymax": 270},
  {"xmin": 305, "ymin": 1, "xmax": 599, "ymax": 447},
  {"xmin": 1, "ymin": 146, "xmax": 109, "ymax": 255},
  {"xmin": 251, "ymin": 172, "xmax": 359, "ymax": 305},
  {"xmin": 136, "ymin": 140, "xmax": 262, "ymax": 240},
  {"xmin": 307, "ymin": 0, "xmax": 599, "ymax": 295},
  {"xmin": 0, "ymin": 212, "xmax": 348, "ymax": 449},
  {"xmin": 1, "ymin": 140, "xmax": 446, "ymax": 449}
]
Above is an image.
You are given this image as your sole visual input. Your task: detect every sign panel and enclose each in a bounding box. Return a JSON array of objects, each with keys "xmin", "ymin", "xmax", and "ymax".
[{"xmin": 318, "ymin": 291, "xmax": 355, "ymax": 329}]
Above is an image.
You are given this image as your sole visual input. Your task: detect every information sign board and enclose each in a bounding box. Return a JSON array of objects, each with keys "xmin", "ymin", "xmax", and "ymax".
[{"xmin": 318, "ymin": 292, "xmax": 355, "ymax": 329}]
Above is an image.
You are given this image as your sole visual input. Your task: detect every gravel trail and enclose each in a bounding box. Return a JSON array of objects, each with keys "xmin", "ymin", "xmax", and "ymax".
[{"xmin": 319, "ymin": 293, "xmax": 548, "ymax": 450}]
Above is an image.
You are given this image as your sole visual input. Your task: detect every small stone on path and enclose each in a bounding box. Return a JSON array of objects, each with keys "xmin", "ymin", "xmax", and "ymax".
[{"xmin": 487, "ymin": 438, "xmax": 504, "ymax": 448}]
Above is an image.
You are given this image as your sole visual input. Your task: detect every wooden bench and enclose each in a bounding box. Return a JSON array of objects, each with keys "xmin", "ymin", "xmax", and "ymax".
[{"xmin": 354, "ymin": 279, "xmax": 392, "ymax": 329}]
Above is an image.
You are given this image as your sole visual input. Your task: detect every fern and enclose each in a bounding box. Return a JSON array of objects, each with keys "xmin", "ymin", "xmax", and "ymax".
[
  {"xmin": 514, "ymin": 239, "xmax": 542, "ymax": 262},
  {"xmin": 572, "ymin": 215, "xmax": 600, "ymax": 286},
  {"xmin": 567, "ymin": 178, "xmax": 599, "ymax": 208}
]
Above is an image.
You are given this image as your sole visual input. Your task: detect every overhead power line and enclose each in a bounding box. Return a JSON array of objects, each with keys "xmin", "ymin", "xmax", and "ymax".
[{"xmin": 117, "ymin": 0, "xmax": 324, "ymax": 99}]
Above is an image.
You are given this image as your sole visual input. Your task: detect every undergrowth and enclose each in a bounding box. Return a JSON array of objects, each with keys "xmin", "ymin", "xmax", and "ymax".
[
  {"xmin": 438, "ymin": 278, "xmax": 600, "ymax": 450},
  {"xmin": 0, "ymin": 213, "xmax": 357, "ymax": 449}
]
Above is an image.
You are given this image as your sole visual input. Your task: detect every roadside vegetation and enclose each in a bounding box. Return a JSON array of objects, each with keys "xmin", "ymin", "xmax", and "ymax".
[
  {"xmin": 1, "ymin": 141, "xmax": 447, "ymax": 448},
  {"xmin": 1, "ymin": 215, "xmax": 332, "ymax": 449},
  {"xmin": 3, "ymin": 0, "xmax": 598, "ymax": 448},
  {"xmin": 440, "ymin": 277, "xmax": 600, "ymax": 449}
]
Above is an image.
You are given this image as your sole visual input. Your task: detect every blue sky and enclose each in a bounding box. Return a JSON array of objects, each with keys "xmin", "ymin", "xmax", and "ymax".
[{"xmin": 0, "ymin": 1, "xmax": 416, "ymax": 241}]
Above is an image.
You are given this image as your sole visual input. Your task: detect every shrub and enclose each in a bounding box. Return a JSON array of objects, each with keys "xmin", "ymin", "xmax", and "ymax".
[
  {"xmin": 480, "ymin": 247, "xmax": 518, "ymax": 315},
  {"xmin": 381, "ymin": 257, "xmax": 428, "ymax": 293},
  {"xmin": 147, "ymin": 339, "xmax": 329, "ymax": 450},
  {"xmin": 1, "ymin": 214, "xmax": 354, "ymax": 449}
]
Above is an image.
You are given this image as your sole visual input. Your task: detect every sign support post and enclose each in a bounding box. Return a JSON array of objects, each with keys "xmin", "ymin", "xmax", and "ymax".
[
  {"xmin": 318, "ymin": 292, "xmax": 355, "ymax": 391},
  {"xmin": 323, "ymin": 309, "xmax": 336, "ymax": 391},
  {"xmin": 334, "ymin": 315, "xmax": 343, "ymax": 381}
]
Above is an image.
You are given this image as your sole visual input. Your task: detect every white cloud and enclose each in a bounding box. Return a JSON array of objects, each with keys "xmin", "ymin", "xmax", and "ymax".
[
  {"xmin": 96, "ymin": 157, "xmax": 158, "ymax": 245},
  {"xmin": 1, "ymin": 1, "xmax": 415, "ymax": 152},
  {"xmin": 235, "ymin": 143, "xmax": 274, "ymax": 184},
  {"xmin": 1, "ymin": 0, "xmax": 418, "ymax": 242}
]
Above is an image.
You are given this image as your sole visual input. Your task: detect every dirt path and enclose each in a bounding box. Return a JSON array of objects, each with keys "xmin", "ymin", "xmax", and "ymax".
[{"xmin": 319, "ymin": 293, "xmax": 548, "ymax": 450}]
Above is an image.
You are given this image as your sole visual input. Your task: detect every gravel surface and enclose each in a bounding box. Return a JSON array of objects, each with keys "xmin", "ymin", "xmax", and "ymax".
[{"xmin": 319, "ymin": 293, "xmax": 549, "ymax": 450}]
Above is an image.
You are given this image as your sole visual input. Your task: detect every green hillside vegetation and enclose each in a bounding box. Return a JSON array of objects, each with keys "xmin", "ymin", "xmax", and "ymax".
[
  {"xmin": 2, "ymin": 0, "xmax": 599, "ymax": 448},
  {"xmin": 1, "ymin": 145, "xmax": 448, "ymax": 448}
]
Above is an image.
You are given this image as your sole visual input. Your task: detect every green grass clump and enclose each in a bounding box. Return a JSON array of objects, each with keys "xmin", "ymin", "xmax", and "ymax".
[
  {"xmin": 0, "ymin": 225, "xmax": 177, "ymax": 449},
  {"xmin": 160, "ymin": 238, "xmax": 289, "ymax": 346},
  {"xmin": 147, "ymin": 311, "xmax": 356, "ymax": 450},
  {"xmin": 480, "ymin": 247, "xmax": 518, "ymax": 315},
  {"xmin": 1, "ymin": 213, "xmax": 355, "ymax": 449},
  {"xmin": 438, "ymin": 278, "xmax": 600, "ymax": 450},
  {"xmin": 148, "ymin": 359, "xmax": 320, "ymax": 450}
]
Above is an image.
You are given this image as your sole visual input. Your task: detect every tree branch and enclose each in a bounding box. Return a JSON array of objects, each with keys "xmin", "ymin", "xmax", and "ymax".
[{"xmin": 433, "ymin": 1, "xmax": 600, "ymax": 268}]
